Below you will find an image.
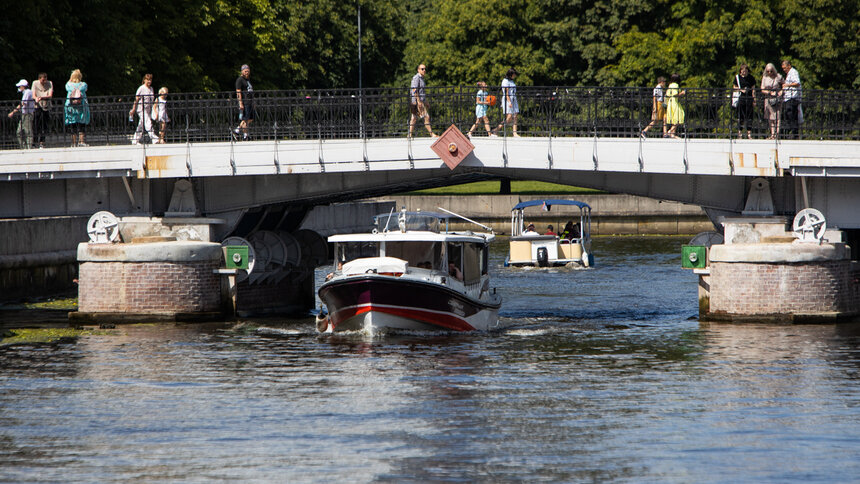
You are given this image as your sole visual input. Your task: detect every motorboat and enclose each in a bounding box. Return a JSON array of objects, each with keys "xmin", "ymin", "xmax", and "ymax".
[
  {"xmin": 506, "ymin": 199, "xmax": 594, "ymax": 267},
  {"xmin": 318, "ymin": 208, "xmax": 502, "ymax": 332}
]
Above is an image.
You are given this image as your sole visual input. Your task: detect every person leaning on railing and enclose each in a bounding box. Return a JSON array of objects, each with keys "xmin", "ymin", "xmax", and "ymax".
[
  {"xmin": 64, "ymin": 69, "xmax": 90, "ymax": 147},
  {"xmin": 733, "ymin": 64, "xmax": 756, "ymax": 139},
  {"xmin": 780, "ymin": 60, "xmax": 802, "ymax": 139},
  {"xmin": 31, "ymin": 73, "xmax": 53, "ymax": 149},
  {"xmin": 760, "ymin": 63, "xmax": 783, "ymax": 140},
  {"xmin": 7, "ymin": 79, "xmax": 35, "ymax": 149}
]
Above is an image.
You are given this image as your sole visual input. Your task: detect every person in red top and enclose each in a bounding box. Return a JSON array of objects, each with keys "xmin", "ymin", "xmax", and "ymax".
[{"xmin": 545, "ymin": 225, "xmax": 556, "ymax": 235}]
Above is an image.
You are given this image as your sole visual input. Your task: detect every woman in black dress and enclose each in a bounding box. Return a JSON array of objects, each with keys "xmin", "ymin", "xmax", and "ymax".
[{"xmin": 733, "ymin": 64, "xmax": 756, "ymax": 139}]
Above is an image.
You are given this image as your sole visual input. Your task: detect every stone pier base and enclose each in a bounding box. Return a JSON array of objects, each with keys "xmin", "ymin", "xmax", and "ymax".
[
  {"xmin": 71, "ymin": 241, "xmax": 224, "ymax": 323},
  {"xmin": 706, "ymin": 242, "xmax": 860, "ymax": 323}
]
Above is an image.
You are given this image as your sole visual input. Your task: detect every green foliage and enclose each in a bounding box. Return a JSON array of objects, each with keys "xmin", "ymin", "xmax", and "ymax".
[
  {"xmin": 0, "ymin": 0, "xmax": 857, "ymax": 95},
  {"xmin": 607, "ymin": 0, "xmax": 860, "ymax": 88}
]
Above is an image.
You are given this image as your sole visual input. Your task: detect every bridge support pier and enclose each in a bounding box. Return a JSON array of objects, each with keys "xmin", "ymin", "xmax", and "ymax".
[
  {"xmin": 71, "ymin": 240, "xmax": 224, "ymax": 323},
  {"xmin": 701, "ymin": 219, "xmax": 860, "ymax": 323}
]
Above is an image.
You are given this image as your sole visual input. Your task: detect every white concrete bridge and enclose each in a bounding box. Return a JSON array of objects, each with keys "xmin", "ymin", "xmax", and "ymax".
[{"xmin": 2, "ymin": 136, "xmax": 859, "ymax": 232}]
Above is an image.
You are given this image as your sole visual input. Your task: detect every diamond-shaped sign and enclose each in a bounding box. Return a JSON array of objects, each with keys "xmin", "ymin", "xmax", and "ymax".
[{"xmin": 430, "ymin": 124, "xmax": 475, "ymax": 170}]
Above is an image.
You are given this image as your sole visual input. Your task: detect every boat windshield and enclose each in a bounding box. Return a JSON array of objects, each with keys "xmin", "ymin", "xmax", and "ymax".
[
  {"xmin": 375, "ymin": 212, "xmax": 443, "ymax": 233},
  {"xmin": 335, "ymin": 241, "xmax": 378, "ymax": 265},
  {"xmin": 385, "ymin": 241, "xmax": 443, "ymax": 271}
]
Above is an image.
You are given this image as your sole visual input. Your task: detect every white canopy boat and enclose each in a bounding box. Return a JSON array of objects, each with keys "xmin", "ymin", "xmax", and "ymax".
[
  {"xmin": 506, "ymin": 199, "xmax": 594, "ymax": 267},
  {"xmin": 318, "ymin": 208, "xmax": 502, "ymax": 332}
]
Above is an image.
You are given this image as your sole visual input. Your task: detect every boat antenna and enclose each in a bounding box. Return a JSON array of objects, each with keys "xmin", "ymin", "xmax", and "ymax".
[
  {"xmin": 436, "ymin": 207, "xmax": 493, "ymax": 233},
  {"xmin": 382, "ymin": 207, "xmax": 395, "ymax": 233}
]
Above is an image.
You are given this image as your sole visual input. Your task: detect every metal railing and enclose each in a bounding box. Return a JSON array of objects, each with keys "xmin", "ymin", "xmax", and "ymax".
[{"xmin": 1, "ymin": 86, "xmax": 858, "ymax": 150}]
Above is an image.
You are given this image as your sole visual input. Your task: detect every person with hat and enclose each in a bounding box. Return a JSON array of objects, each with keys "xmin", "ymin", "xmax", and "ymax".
[
  {"xmin": 492, "ymin": 68, "xmax": 520, "ymax": 137},
  {"xmin": 233, "ymin": 64, "xmax": 254, "ymax": 141},
  {"xmin": 7, "ymin": 79, "xmax": 35, "ymax": 149},
  {"xmin": 523, "ymin": 222, "xmax": 539, "ymax": 236}
]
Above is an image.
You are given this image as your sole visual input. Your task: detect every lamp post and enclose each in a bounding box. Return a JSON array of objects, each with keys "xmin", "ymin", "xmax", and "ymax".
[{"xmin": 358, "ymin": 3, "xmax": 364, "ymax": 138}]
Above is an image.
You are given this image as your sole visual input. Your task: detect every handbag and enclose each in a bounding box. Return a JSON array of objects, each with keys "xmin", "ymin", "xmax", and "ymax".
[{"xmin": 731, "ymin": 75, "xmax": 740, "ymax": 108}]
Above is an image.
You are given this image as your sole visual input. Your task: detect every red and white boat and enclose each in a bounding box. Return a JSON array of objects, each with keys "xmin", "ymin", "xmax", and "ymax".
[{"xmin": 318, "ymin": 209, "xmax": 502, "ymax": 332}]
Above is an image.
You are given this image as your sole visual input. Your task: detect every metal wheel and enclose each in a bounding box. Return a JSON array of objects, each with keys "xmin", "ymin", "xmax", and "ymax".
[
  {"xmin": 87, "ymin": 211, "xmax": 120, "ymax": 244},
  {"xmin": 793, "ymin": 208, "xmax": 827, "ymax": 243}
]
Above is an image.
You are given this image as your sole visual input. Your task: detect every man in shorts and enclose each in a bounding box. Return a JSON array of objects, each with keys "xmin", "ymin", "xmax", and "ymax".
[
  {"xmin": 233, "ymin": 64, "xmax": 254, "ymax": 141},
  {"xmin": 409, "ymin": 64, "xmax": 436, "ymax": 138}
]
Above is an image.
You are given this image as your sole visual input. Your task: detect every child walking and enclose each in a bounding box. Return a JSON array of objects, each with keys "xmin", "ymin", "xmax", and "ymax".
[
  {"xmin": 467, "ymin": 81, "xmax": 493, "ymax": 139},
  {"xmin": 640, "ymin": 76, "xmax": 666, "ymax": 138},
  {"xmin": 153, "ymin": 86, "xmax": 170, "ymax": 144}
]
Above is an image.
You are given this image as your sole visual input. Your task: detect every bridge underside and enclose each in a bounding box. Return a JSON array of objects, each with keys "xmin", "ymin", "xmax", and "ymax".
[{"xmin": 3, "ymin": 136, "xmax": 860, "ymax": 231}]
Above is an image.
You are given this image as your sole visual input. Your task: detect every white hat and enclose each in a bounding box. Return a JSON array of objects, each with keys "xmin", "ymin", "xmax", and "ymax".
[{"xmin": 15, "ymin": 79, "xmax": 28, "ymax": 87}]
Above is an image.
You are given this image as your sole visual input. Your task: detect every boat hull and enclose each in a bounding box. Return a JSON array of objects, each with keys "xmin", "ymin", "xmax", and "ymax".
[{"xmin": 319, "ymin": 276, "xmax": 501, "ymax": 332}]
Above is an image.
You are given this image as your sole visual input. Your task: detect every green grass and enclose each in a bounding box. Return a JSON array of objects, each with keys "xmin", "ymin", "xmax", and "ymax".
[
  {"xmin": 405, "ymin": 180, "xmax": 604, "ymax": 195},
  {"xmin": 2, "ymin": 328, "xmax": 82, "ymax": 345},
  {"xmin": 23, "ymin": 297, "xmax": 78, "ymax": 310}
]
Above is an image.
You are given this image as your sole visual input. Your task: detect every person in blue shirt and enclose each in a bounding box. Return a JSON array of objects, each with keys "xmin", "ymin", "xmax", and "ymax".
[{"xmin": 467, "ymin": 81, "xmax": 493, "ymax": 139}]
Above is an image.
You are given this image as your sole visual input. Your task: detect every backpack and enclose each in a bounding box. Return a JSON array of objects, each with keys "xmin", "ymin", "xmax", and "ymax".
[{"xmin": 70, "ymin": 86, "xmax": 82, "ymax": 106}]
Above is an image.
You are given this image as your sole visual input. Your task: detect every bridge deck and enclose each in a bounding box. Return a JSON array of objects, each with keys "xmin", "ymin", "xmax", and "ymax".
[{"xmin": 2, "ymin": 136, "xmax": 859, "ymax": 181}]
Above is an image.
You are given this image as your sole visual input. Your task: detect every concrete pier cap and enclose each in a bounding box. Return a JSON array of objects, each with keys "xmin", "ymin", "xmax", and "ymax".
[
  {"xmin": 710, "ymin": 242, "xmax": 850, "ymax": 264},
  {"xmin": 77, "ymin": 240, "xmax": 222, "ymax": 263}
]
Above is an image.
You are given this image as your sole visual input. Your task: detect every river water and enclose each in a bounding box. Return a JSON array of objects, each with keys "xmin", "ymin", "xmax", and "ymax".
[{"xmin": 2, "ymin": 237, "xmax": 860, "ymax": 482}]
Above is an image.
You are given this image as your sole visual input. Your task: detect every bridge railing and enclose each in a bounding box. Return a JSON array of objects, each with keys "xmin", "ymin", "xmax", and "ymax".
[{"xmin": 1, "ymin": 86, "xmax": 858, "ymax": 149}]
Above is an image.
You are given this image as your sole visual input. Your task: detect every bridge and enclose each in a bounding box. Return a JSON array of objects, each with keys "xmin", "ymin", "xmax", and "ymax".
[
  {"xmin": 3, "ymin": 85, "xmax": 860, "ymax": 319},
  {"xmin": 2, "ymin": 86, "xmax": 859, "ymax": 231}
]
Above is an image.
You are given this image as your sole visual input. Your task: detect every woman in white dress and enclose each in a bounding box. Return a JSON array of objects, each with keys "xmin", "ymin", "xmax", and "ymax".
[{"xmin": 493, "ymin": 68, "xmax": 519, "ymax": 137}]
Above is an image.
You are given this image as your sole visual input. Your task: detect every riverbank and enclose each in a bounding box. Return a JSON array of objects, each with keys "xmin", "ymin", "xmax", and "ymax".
[{"xmin": 364, "ymin": 194, "xmax": 712, "ymax": 235}]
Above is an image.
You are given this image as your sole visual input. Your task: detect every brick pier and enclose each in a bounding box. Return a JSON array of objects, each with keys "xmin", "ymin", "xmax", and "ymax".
[{"xmin": 72, "ymin": 241, "xmax": 224, "ymax": 323}]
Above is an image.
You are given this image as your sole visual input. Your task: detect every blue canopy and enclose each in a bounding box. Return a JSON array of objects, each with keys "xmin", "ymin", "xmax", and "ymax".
[{"xmin": 511, "ymin": 199, "xmax": 591, "ymax": 211}]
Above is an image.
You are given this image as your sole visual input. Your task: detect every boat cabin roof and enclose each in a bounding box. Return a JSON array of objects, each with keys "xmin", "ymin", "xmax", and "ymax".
[
  {"xmin": 511, "ymin": 199, "xmax": 591, "ymax": 211},
  {"xmin": 328, "ymin": 231, "xmax": 494, "ymax": 243}
]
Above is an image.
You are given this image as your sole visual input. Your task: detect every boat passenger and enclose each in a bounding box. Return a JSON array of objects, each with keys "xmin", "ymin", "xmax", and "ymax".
[
  {"xmin": 561, "ymin": 221, "xmax": 580, "ymax": 240},
  {"xmin": 325, "ymin": 261, "xmax": 343, "ymax": 281},
  {"xmin": 545, "ymin": 225, "xmax": 556, "ymax": 236},
  {"xmin": 448, "ymin": 263, "xmax": 464, "ymax": 281},
  {"xmin": 522, "ymin": 223, "xmax": 540, "ymax": 237}
]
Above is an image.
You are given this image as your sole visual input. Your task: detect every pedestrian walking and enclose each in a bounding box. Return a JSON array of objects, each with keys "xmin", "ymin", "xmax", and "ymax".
[
  {"xmin": 665, "ymin": 73, "xmax": 686, "ymax": 138},
  {"xmin": 31, "ymin": 73, "xmax": 53, "ymax": 148},
  {"xmin": 7, "ymin": 79, "xmax": 35, "ymax": 149},
  {"xmin": 409, "ymin": 64, "xmax": 436, "ymax": 138},
  {"xmin": 129, "ymin": 73, "xmax": 158, "ymax": 145},
  {"xmin": 493, "ymin": 68, "xmax": 520, "ymax": 137},
  {"xmin": 640, "ymin": 76, "xmax": 666, "ymax": 137},
  {"xmin": 153, "ymin": 86, "xmax": 169, "ymax": 144},
  {"xmin": 233, "ymin": 64, "xmax": 254, "ymax": 141},
  {"xmin": 467, "ymin": 81, "xmax": 493, "ymax": 139}
]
